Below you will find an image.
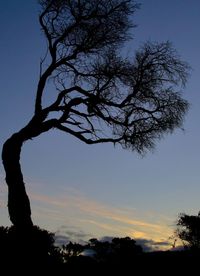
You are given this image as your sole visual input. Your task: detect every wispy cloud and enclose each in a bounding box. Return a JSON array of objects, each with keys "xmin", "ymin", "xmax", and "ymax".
[
  {"xmin": 135, "ymin": 238, "xmax": 171, "ymax": 252},
  {"xmin": 55, "ymin": 225, "xmax": 91, "ymax": 246},
  {"xmin": 27, "ymin": 185, "xmax": 173, "ymax": 246},
  {"xmin": 0, "ymin": 176, "xmax": 173, "ymax": 249}
]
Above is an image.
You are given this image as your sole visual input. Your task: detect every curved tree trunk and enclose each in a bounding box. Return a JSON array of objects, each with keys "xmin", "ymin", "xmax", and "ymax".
[
  {"xmin": 2, "ymin": 132, "xmax": 33, "ymax": 228},
  {"xmin": 2, "ymin": 112, "xmax": 55, "ymax": 228}
]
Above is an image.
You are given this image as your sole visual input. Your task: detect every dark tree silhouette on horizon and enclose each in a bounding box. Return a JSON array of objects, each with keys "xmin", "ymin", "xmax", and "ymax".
[
  {"xmin": 176, "ymin": 212, "xmax": 200, "ymax": 250},
  {"xmin": 2, "ymin": 0, "xmax": 190, "ymax": 228}
]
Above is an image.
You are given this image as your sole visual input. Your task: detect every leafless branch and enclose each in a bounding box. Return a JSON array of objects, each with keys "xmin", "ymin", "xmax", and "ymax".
[{"xmin": 34, "ymin": 0, "xmax": 189, "ymax": 154}]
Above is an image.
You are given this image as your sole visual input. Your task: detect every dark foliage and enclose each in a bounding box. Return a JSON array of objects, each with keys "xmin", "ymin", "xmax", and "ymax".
[
  {"xmin": 35, "ymin": 0, "xmax": 189, "ymax": 153},
  {"xmin": 0, "ymin": 225, "xmax": 63, "ymax": 273},
  {"xmin": 1, "ymin": 224, "xmax": 200, "ymax": 274},
  {"xmin": 176, "ymin": 212, "xmax": 200, "ymax": 250},
  {"xmin": 87, "ymin": 236, "xmax": 143, "ymax": 262}
]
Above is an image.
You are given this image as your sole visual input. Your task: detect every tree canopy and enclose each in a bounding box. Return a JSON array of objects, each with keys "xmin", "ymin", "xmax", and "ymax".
[
  {"xmin": 176, "ymin": 212, "xmax": 200, "ymax": 250},
  {"xmin": 36, "ymin": 0, "xmax": 189, "ymax": 153},
  {"xmin": 2, "ymin": 0, "xmax": 190, "ymax": 228}
]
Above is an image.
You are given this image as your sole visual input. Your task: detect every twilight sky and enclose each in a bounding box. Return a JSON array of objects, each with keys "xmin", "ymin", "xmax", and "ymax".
[{"xmin": 0, "ymin": 0, "xmax": 200, "ymax": 249}]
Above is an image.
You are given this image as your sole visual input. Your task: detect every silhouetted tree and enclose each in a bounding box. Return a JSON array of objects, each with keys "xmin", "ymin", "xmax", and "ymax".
[
  {"xmin": 0, "ymin": 225, "xmax": 63, "ymax": 272},
  {"xmin": 88, "ymin": 238, "xmax": 111, "ymax": 261},
  {"xmin": 62, "ymin": 241, "xmax": 84, "ymax": 261},
  {"xmin": 111, "ymin": 237, "xmax": 142, "ymax": 258},
  {"xmin": 2, "ymin": 0, "xmax": 190, "ymax": 228},
  {"xmin": 176, "ymin": 212, "xmax": 200, "ymax": 250},
  {"xmin": 84, "ymin": 236, "xmax": 143, "ymax": 263}
]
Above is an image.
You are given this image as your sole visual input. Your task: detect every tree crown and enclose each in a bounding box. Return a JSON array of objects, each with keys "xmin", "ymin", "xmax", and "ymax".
[
  {"xmin": 34, "ymin": 0, "xmax": 190, "ymax": 154},
  {"xmin": 176, "ymin": 212, "xmax": 200, "ymax": 250}
]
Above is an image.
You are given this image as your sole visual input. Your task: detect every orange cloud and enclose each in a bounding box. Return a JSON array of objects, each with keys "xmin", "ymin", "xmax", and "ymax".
[
  {"xmin": 1, "ymin": 176, "xmax": 173, "ymax": 245},
  {"xmin": 28, "ymin": 186, "xmax": 173, "ymax": 243}
]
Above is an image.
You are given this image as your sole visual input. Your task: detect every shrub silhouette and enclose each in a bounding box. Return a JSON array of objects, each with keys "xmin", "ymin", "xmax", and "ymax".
[
  {"xmin": 87, "ymin": 236, "xmax": 142, "ymax": 263},
  {"xmin": 176, "ymin": 212, "xmax": 200, "ymax": 250},
  {"xmin": 1, "ymin": 224, "xmax": 200, "ymax": 274},
  {"xmin": 0, "ymin": 225, "xmax": 62, "ymax": 273}
]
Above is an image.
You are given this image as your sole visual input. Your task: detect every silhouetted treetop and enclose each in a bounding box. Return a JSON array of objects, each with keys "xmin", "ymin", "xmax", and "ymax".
[
  {"xmin": 176, "ymin": 212, "xmax": 200, "ymax": 250},
  {"xmin": 38, "ymin": 0, "xmax": 137, "ymax": 51},
  {"xmin": 36, "ymin": 0, "xmax": 189, "ymax": 153}
]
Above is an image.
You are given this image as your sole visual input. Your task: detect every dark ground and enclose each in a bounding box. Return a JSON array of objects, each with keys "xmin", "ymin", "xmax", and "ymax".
[{"xmin": 0, "ymin": 226, "xmax": 199, "ymax": 274}]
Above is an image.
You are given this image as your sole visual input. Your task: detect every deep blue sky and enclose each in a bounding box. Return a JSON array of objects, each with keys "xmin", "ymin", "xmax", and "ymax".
[{"xmin": 0, "ymin": 0, "xmax": 200, "ymax": 248}]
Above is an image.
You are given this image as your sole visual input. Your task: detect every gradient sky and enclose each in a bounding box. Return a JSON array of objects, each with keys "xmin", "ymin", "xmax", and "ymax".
[{"xmin": 0, "ymin": 0, "xmax": 200, "ymax": 249}]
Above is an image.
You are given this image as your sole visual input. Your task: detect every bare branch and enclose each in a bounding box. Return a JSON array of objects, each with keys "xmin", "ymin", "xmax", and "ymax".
[
  {"xmin": 56, "ymin": 124, "xmax": 122, "ymax": 145},
  {"xmin": 35, "ymin": 1, "xmax": 189, "ymax": 154}
]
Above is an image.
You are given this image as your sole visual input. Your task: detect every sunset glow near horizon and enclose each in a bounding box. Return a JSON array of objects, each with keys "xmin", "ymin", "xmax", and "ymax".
[{"xmin": 0, "ymin": 0, "xmax": 200, "ymax": 251}]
